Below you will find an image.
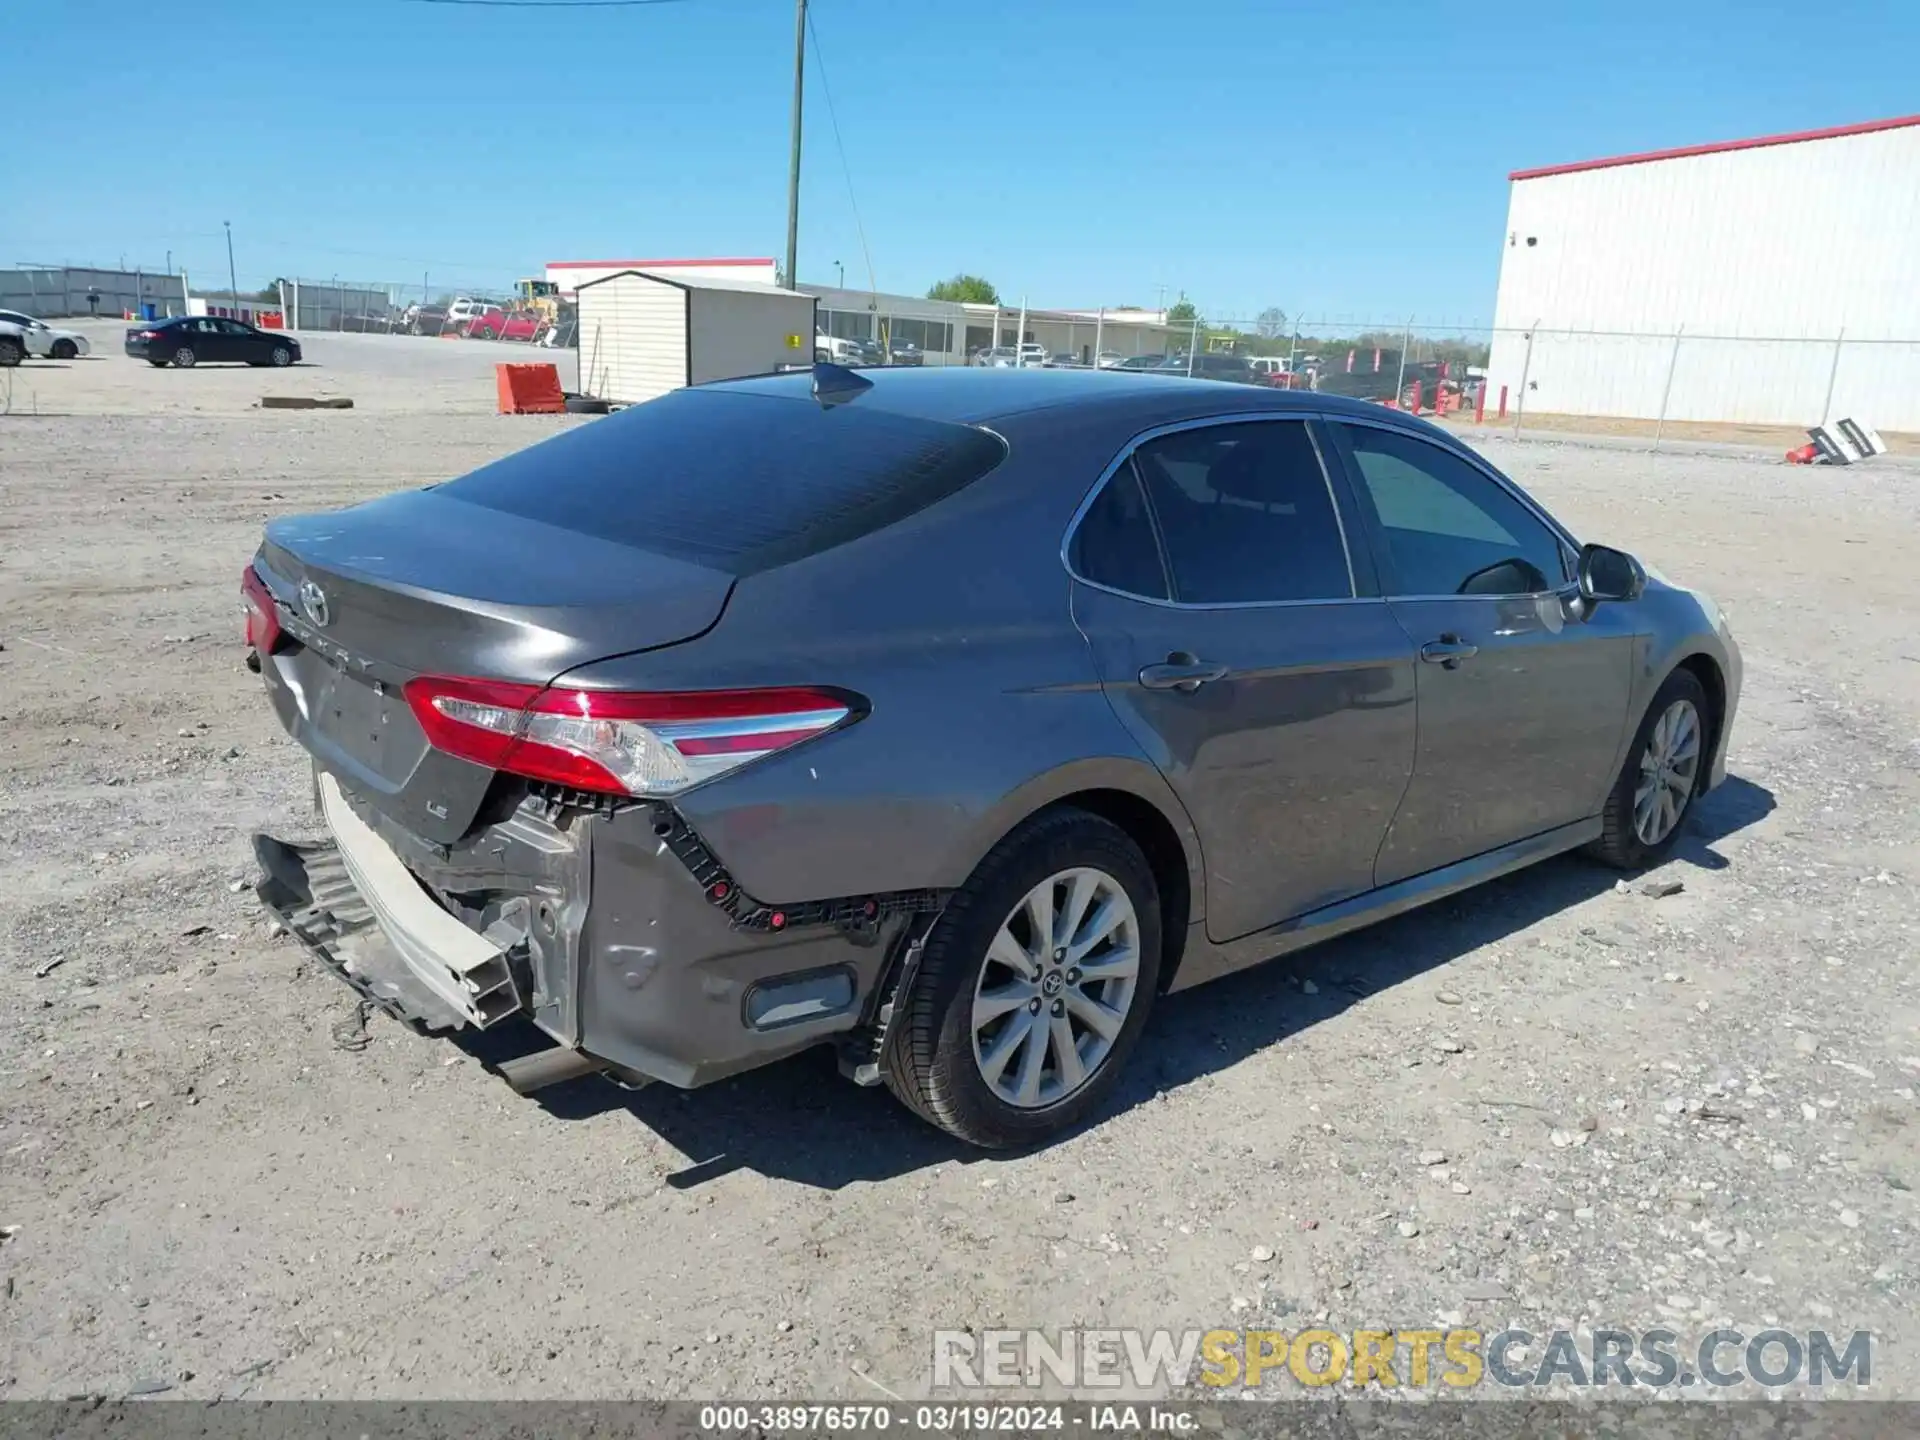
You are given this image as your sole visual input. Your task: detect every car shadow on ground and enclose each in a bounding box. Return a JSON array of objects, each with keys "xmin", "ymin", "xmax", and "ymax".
[{"xmin": 455, "ymin": 775, "xmax": 1776, "ymax": 1191}]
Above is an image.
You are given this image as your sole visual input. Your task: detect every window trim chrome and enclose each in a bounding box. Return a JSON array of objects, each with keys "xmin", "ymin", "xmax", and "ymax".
[
  {"xmin": 1330, "ymin": 412, "xmax": 1584, "ymax": 601},
  {"xmin": 1060, "ymin": 411, "xmax": 1366, "ymax": 612}
]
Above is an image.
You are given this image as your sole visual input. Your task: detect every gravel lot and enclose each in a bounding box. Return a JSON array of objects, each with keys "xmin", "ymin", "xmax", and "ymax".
[{"xmin": 2, "ymin": 327, "xmax": 1917, "ymax": 1403}]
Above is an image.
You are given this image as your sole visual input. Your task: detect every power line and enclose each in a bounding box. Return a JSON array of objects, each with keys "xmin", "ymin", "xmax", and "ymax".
[{"xmin": 804, "ymin": 4, "xmax": 876, "ymax": 298}]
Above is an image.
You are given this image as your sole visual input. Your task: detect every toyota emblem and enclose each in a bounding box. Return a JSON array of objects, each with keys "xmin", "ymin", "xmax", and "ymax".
[{"xmin": 297, "ymin": 579, "xmax": 331, "ymax": 628}]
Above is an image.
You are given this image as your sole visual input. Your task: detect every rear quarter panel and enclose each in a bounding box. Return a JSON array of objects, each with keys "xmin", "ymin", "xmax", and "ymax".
[{"xmin": 553, "ymin": 407, "xmax": 1206, "ymax": 906}]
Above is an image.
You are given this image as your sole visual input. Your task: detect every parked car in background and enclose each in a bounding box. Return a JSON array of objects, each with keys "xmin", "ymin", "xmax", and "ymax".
[
  {"xmin": 977, "ymin": 343, "xmax": 1049, "ymax": 368},
  {"xmin": 1179, "ymin": 353, "xmax": 1262, "ymax": 384},
  {"xmin": 404, "ymin": 304, "xmax": 449, "ymax": 336},
  {"xmin": 446, "ymin": 298, "xmax": 503, "ymax": 332},
  {"xmin": 244, "ymin": 367, "xmax": 1740, "ymax": 1149},
  {"xmin": 1248, "ymin": 357, "xmax": 1291, "ymax": 380},
  {"xmin": 885, "ymin": 339, "xmax": 924, "ymax": 366},
  {"xmin": 1046, "ymin": 353, "xmax": 1084, "ymax": 368},
  {"xmin": 467, "ymin": 310, "xmax": 542, "ymax": 341},
  {"xmin": 125, "ymin": 316, "xmax": 300, "ymax": 368},
  {"xmin": 815, "ymin": 333, "xmax": 880, "ymax": 366},
  {"xmin": 1112, "ymin": 353, "xmax": 1167, "ymax": 370},
  {"xmin": 1094, "ymin": 351, "xmax": 1126, "ymax": 369},
  {"xmin": 0, "ymin": 309, "xmax": 91, "ymax": 359}
]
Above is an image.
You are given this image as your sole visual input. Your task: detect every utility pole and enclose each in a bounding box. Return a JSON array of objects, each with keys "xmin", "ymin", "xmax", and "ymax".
[
  {"xmin": 784, "ymin": 0, "xmax": 807, "ymax": 289},
  {"xmin": 834, "ymin": 260, "xmax": 844, "ymax": 290},
  {"xmin": 224, "ymin": 221, "xmax": 238, "ymax": 316}
]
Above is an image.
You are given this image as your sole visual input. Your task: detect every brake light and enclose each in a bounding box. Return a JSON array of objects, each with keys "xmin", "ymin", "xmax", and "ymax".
[
  {"xmin": 402, "ymin": 677, "xmax": 857, "ymax": 797},
  {"xmin": 241, "ymin": 565, "xmax": 282, "ymax": 654}
]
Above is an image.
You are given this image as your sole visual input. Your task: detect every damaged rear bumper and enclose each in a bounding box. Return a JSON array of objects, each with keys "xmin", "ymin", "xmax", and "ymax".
[{"xmin": 254, "ymin": 766, "xmax": 930, "ymax": 1091}]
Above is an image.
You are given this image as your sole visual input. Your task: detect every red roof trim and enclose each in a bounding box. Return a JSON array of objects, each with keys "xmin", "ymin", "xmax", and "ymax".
[
  {"xmin": 1509, "ymin": 113, "xmax": 1920, "ymax": 181},
  {"xmin": 544, "ymin": 257, "xmax": 775, "ymax": 269}
]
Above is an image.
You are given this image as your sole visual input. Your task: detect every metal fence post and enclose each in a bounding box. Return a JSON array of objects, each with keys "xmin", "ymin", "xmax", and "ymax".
[
  {"xmin": 1393, "ymin": 313, "xmax": 1412, "ymax": 405},
  {"xmin": 1820, "ymin": 328, "xmax": 1846, "ymax": 426},
  {"xmin": 1186, "ymin": 315, "xmax": 1199, "ymax": 376},
  {"xmin": 1512, "ymin": 321, "xmax": 1538, "ymax": 437},
  {"xmin": 1094, "ymin": 306, "xmax": 1104, "ymax": 367},
  {"xmin": 1653, "ymin": 325, "xmax": 1684, "ymax": 451}
]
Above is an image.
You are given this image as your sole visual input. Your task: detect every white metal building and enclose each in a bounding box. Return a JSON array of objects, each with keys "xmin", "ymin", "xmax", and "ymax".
[
  {"xmin": 575, "ymin": 269, "xmax": 815, "ymax": 405},
  {"xmin": 546, "ymin": 256, "xmax": 779, "ymax": 301},
  {"xmin": 1486, "ymin": 114, "xmax": 1920, "ymax": 431},
  {"xmin": 803, "ymin": 284, "xmax": 1181, "ymax": 366}
]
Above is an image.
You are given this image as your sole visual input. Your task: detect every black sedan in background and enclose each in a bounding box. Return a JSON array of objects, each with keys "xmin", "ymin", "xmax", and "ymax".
[{"xmin": 126, "ymin": 316, "xmax": 301, "ymax": 369}]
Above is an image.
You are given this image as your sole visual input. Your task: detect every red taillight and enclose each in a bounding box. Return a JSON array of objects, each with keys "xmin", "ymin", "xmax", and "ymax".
[
  {"xmin": 241, "ymin": 565, "xmax": 282, "ymax": 654},
  {"xmin": 402, "ymin": 677, "xmax": 857, "ymax": 797}
]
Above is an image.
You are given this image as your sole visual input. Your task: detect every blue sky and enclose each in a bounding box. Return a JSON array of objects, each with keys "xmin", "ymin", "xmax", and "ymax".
[{"xmin": 13, "ymin": 0, "xmax": 1916, "ymax": 327}]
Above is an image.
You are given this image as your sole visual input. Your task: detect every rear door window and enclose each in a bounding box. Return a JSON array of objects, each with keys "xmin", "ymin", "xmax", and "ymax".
[
  {"xmin": 440, "ymin": 387, "xmax": 1008, "ymax": 575},
  {"xmin": 1128, "ymin": 421, "xmax": 1352, "ymax": 604},
  {"xmin": 1070, "ymin": 464, "xmax": 1168, "ymax": 600}
]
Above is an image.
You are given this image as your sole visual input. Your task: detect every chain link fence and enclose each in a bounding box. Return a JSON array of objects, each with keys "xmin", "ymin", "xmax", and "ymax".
[{"xmin": 901, "ymin": 297, "xmax": 1918, "ymax": 440}]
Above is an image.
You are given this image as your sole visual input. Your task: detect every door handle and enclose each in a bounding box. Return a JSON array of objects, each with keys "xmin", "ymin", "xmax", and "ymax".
[
  {"xmin": 1419, "ymin": 635, "xmax": 1479, "ymax": 668},
  {"xmin": 1139, "ymin": 655, "xmax": 1228, "ymax": 692}
]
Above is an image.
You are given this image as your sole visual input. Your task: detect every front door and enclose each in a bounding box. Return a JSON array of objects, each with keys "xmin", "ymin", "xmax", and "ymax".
[
  {"xmin": 1326, "ymin": 421, "xmax": 1637, "ymax": 883},
  {"xmin": 1069, "ymin": 417, "xmax": 1418, "ymax": 944},
  {"xmin": 216, "ymin": 318, "xmax": 262, "ymax": 360}
]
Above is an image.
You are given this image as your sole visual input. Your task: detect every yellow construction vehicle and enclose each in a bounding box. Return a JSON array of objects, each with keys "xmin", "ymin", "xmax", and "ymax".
[{"xmin": 514, "ymin": 278, "xmax": 561, "ymax": 322}]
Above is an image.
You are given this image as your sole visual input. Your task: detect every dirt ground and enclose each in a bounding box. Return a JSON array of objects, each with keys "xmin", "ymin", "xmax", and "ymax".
[{"xmin": 2, "ymin": 326, "xmax": 1918, "ymax": 1403}]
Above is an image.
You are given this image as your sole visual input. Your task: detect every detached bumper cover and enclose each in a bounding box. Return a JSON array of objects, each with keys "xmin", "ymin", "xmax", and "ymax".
[
  {"xmin": 254, "ymin": 769, "xmax": 923, "ymax": 1089},
  {"xmin": 254, "ymin": 773, "xmax": 521, "ymax": 1032},
  {"xmin": 255, "ymin": 832, "xmax": 472, "ymax": 1034}
]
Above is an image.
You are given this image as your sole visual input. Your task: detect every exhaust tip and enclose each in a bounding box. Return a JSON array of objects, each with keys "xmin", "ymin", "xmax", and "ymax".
[{"xmin": 496, "ymin": 1046, "xmax": 607, "ymax": 1095}]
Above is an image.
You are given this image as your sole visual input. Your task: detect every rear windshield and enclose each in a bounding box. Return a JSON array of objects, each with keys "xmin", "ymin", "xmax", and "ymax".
[{"xmin": 439, "ymin": 387, "xmax": 1007, "ymax": 574}]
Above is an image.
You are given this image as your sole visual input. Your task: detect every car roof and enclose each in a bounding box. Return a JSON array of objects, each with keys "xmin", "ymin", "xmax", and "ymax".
[{"xmin": 707, "ymin": 365, "xmax": 1444, "ymax": 433}]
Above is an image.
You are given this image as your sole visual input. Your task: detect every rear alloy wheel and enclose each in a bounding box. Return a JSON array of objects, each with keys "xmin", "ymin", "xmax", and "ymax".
[
  {"xmin": 172, "ymin": 346, "xmax": 197, "ymax": 368},
  {"xmin": 1587, "ymin": 668, "xmax": 1710, "ymax": 869},
  {"xmin": 970, "ymin": 868, "xmax": 1140, "ymax": 1109},
  {"xmin": 270, "ymin": 345, "xmax": 293, "ymax": 367},
  {"xmin": 51, "ymin": 338, "xmax": 78, "ymax": 360},
  {"xmin": 883, "ymin": 808, "xmax": 1161, "ymax": 1148},
  {"xmin": 0, "ymin": 338, "xmax": 22, "ymax": 368}
]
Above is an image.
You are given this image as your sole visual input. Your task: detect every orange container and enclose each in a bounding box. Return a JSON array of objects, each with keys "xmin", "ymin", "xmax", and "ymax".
[{"xmin": 495, "ymin": 363, "xmax": 567, "ymax": 415}]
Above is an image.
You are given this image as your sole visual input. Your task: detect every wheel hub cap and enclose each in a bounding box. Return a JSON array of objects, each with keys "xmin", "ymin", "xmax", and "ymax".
[{"xmin": 970, "ymin": 866, "xmax": 1140, "ymax": 1110}]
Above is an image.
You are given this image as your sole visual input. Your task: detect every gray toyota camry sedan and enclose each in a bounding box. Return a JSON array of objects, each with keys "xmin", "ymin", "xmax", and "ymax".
[{"xmin": 246, "ymin": 366, "xmax": 1740, "ymax": 1148}]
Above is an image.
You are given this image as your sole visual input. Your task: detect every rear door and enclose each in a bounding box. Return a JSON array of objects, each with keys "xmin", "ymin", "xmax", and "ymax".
[
  {"xmin": 1326, "ymin": 420, "xmax": 1637, "ymax": 882},
  {"xmin": 1070, "ymin": 416, "xmax": 1417, "ymax": 946}
]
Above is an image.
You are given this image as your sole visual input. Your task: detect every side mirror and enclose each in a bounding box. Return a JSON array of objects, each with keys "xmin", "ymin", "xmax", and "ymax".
[{"xmin": 1576, "ymin": 543, "xmax": 1647, "ymax": 606}]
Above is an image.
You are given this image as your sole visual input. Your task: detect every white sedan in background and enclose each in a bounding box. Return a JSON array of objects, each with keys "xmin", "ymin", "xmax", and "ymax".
[{"xmin": 0, "ymin": 309, "xmax": 91, "ymax": 359}]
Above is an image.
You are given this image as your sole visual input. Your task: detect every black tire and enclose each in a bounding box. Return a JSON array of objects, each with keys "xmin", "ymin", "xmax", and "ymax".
[
  {"xmin": 270, "ymin": 345, "xmax": 293, "ymax": 367},
  {"xmin": 147, "ymin": 359, "xmax": 168, "ymax": 368},
  {"xmin": 563, "ymin": 395, "xmax": 611, "ymax": 415},
  {"xmin": 0, "ymin": 338, "xmax": 22, "ymax": 368},
  {"xmin": 172, "ymin": 346, "xmax": 197, "ymax": 369},
  {"xmin": 51, "ymin": 338, "xmax": 79, "ymax": 360},
  {"xmin": 883, "ymin": 807, "xmax": 1161, "ymax": 1149},
  {"xmin": 1586, "ymin": 668, "xmax": 1712, "ymax": 870}
]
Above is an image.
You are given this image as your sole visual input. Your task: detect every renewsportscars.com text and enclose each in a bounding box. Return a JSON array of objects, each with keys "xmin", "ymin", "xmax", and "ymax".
[{"xmin": 931, "ymin": 1326, "xmax": 1873, "ymax": 1390}]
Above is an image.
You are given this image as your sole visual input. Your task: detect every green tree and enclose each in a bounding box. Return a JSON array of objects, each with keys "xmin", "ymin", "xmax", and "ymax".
[
  {"xmin": 926, "ymin": 274, "xmax": 999, "ymax": 304},
  {"xmin": 1166, "ymin": 292, "xmax": 1198, "ymax": 324}
]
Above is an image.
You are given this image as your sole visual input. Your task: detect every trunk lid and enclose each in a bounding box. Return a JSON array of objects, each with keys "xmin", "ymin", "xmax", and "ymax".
[{"xmin": 257, "ymin": 488, "xmax": 733, "ymax": 841}]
